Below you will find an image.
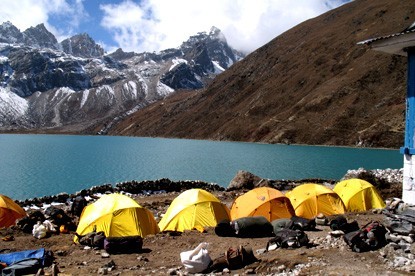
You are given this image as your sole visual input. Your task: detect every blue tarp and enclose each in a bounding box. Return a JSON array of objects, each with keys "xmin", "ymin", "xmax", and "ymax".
[{"xmin": 0, "ymin": 248, "xmax": 45, "ymax": 266}]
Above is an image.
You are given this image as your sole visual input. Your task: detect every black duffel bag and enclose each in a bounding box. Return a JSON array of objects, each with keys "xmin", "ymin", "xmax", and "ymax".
[
  {"xmin": 330, "ymin": 215, "xmax": 360, "ymax": 234},
  {"xmin": 267, "ymin": 228, "xmax": 309, "ymax": 249},
  {"xmin": 104, "ymin": 236, "xmax": 143, "ymax": 254},
  {"xmin": 288, "ymin": 216, "xmax": 316, "ymax": 231}
]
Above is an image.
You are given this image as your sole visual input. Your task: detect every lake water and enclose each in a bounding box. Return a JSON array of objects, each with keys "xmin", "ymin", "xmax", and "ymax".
[{"xmin": 0, "ymin": 134, "xmax": 403, "ymax": 200}]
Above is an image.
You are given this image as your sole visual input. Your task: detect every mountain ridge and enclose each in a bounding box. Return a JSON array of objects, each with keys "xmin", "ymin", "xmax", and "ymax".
[
  {"xmin": 0, "ymin": 22, "xmax": 244, "ymax": 130},
  {"xmin": 105, "ymin": 0, "xmax": 411, "ymax": 149}
]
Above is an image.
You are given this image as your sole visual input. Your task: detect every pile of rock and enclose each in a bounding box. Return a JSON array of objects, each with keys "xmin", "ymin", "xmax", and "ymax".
[
  {"xmin": 115, "ymin": 178, "xmax": 224, "ymax": 194},
  {"xmin": 17, "ymin": 184, "xmax": 114, "ymax": 208},
  {"xmin": 17, "ymin": 179, "xmax": 224, "ymax": 209},
  {"xmin": 380, "ymin": 198, "xmax": 415, "ymax": 272},
  {"xmin": 342, "ymin": 167, "xmax": 403, "ymax": 184}
]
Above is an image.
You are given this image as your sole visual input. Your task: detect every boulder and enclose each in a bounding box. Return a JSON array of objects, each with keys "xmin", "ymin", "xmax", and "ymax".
[{"xmin": 226, "ymin": 170, "xmax": 272, "ymax": 191}]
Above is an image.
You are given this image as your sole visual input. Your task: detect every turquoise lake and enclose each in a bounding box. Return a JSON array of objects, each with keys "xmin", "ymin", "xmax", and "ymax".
[{"xmin": 0, "ymin": 134, "xmax": 403, "ymax": 200}]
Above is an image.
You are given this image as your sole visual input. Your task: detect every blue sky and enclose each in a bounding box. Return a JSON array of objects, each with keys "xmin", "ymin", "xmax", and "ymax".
[{"xmin": 0, "ymin": 0, "xmax": 351, "ymax": 54}]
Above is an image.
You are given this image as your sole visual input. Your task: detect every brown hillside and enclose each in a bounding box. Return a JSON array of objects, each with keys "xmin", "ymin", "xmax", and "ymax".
[{"xmin": 106, "ymin": 0, "xmax": 413, "ymax": 148}]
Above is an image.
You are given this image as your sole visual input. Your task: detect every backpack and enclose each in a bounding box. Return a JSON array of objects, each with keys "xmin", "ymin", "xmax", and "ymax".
[
  {"xmin": 76, "ymin": 231, "xmax": 106, "ymax": 248},
  {"xmin": 288, "ymin": 216, "xmax": 316, "ymax": 231},
  {"xmin": 210, "ymin": 245, "xmax": 257, "ymax": 272},
  {"xmin": 104, "ymin": 236, "xmax": 143, "ymax": 254},
  {"xmin": 343, "ymin": 221, "xmax": 387, "ymax": 253},
  {"xmin": 17, "ymin": 211, "xmax": 46, "ymax": 234},
  {"xmin": 329, "ymin": 215, "xmax": 348, "ymax": 230},
  {"xmin": 0, "ymin": 248, "xmax": 54, "ymax": 276},
  {"xmin": 271, "ymin": 218, "xmax": 291, "ymax": 235},
  {"xmin": 44, "ymin": 206, "xmax": 71, "ymax": 226},
  {"xmin": 1, "ymin": 258, "xmax": 41, "ymax": 276},
  {"xmin": 71, "ymin": 196, "xmax": 87, "ymax": 217},
  {"xmin": 330, "ymin": 215, "xmax": 360, "ymax": 234},
  {"xmin": 267, "ymin": 228, "xmax": 309, "ymax": 249}
]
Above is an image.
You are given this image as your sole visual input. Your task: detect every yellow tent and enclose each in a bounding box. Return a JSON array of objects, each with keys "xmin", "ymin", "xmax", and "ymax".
[
  {"xmin": 0, "ymin": 194, "xmax": 26, "ymax": 228},
  {"xmin": 286, "ymin": 183, "xmax": 346, "ymax": 219},
  {"xmin": 74, "ymin": 193, "xmax": 159, "ymax": 242},
  {"xmin": 230, "ymin": 187, "xmax": 295, "ymax": 221},
  {"xmin": 158, "ymin": 189, "xmax": 230, "ymax": 232},
  {"xmin": 333, "ymin": 178, "xmax": 386, "ymax": 212}
]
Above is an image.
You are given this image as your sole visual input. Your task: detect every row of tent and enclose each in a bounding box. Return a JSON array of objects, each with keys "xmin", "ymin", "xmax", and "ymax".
[{"xmin": 74, "ymin": 178, "xmax": 386, "ymax": 241}]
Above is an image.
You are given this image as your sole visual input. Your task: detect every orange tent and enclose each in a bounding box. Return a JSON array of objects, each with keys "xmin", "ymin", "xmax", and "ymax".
[
  {"xmin": 0, "ymin": 194, "xmax": 26, "ymax": 228},
  {"xmin": 230, "ymin": 187, "xmax": 295, "ymax": 221}
]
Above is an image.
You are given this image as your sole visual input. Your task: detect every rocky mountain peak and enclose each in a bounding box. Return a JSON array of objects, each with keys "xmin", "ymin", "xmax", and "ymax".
[
  {"xmin": 159, "ymin": 26, "xmax": 243, "ymax": 90},
  {"xmin": 60, "ymin": 33, "xmax": 104, "ymax": 58},
  {"xmin": 0, "ymin": 22, "xmax": 104, "ymax": 58},
  {"xmin": 22, "ymin": 23, "xmax": 58, "ymax": 49},
  {"xmin": 106, "ymin": 48, "xmax": 136, "ymax": 61},
  {"xmin": 0, "ymin": 21, "xmax": 23, "ymax": 44}
]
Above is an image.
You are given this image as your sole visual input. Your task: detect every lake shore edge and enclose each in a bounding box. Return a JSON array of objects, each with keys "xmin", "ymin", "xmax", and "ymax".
[{"xmin": 16, "ymin": 167, "xmax": 404, "ymax": 209}]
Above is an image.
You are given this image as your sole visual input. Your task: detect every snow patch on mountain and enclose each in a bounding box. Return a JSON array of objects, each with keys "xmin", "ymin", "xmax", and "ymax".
[
  {"xmin": 51, "ymin": 87, "xmax": 75, "ymax": 103},
  {"xmin": 212, "ymin": 61, "xmax": 225, "ymax": 74},
  {"xmin": 80, "ymin": 89, "xmax": 89, "ymax": 108},
  {"xmin": 157, "ymin": 81, "xmax": 174, "ymax": 96},
  {"xmin": 123, "ymin": 81, "xmax": 137, "ymax": 99},
  {"xmin": 0, "ymin": 87, "xmax": 28, "ymax": 125},
  {"xmin": 97, "ymin": 85, "xmax": 116, "ymax": 102},
  {"xmin": 170, "ymin": 58, "xmax": 188, "ymax": 71},
  {"xmin": 133, "ymin": 73, "xmax": 148, "ymax": 97}
]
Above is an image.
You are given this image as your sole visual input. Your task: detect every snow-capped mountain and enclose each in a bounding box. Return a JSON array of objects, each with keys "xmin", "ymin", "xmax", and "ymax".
[{"xmin": 0, "ymin": 22, "xmax": 244, "ymax": 131}]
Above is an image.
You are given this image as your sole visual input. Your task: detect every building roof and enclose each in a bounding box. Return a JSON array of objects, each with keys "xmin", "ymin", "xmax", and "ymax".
[{"xmin": 358, "ymin": 22, "xmax": 415, "ymax": 56}]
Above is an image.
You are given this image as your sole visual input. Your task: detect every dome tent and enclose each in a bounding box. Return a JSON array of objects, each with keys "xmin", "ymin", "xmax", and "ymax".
[
  {"xmin": 0, "ymin": 194, "xmax": 26, "ymax": 228},
  {"xmin": 74, "ymin": 193, "xmax": 159, "ymax": 243},
  {"xmin": 158, "ymin": 188, "xmax": 230, "ymax": 232},
  {"xmin": 333, "ymin": 178, "xmax": 385, "ymax": 212},
  {"xmin": 230, "ymin": 187, "xmax": 295, "ymax": 221},
  {"xmin": 286, "ymin": 183, "xmax": 346, "ymax": 219}
]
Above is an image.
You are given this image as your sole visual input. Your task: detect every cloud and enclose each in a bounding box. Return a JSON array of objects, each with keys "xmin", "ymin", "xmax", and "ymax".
[
  {"xmin": 0, "ymin": 0, "xmax": 350, "ymax": 54},
  {"xmin": 100, "ymin": 0, "xmax": 350, "ymax": 54},
  {"xmin": 0, "ymin": 0, "xmax": 87, "ymax": 42}
]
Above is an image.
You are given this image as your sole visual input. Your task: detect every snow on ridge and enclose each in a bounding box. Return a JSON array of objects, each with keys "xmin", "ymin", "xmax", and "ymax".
[
  {"xmin": 212, "ymin": 61, "xmax": 225, "ymax": 74},
  {"xmin": 169, "ymin": 58, "xmax": 187, "ymax": 71},
  {"xmin": 123, "ymin": 81, "xmax": 137, "ymax": 99},
  {"xmin": 134, "ymin": 73, "xmax": 148, "ymax": 97},
  {"xmin": 157, "ymin": 81, "xmax": 174, "ymax": 97},
  {"xmin": 227, "ymin": 56, "xmax": 234, "ymax": 67},
  {"xmin": 96, "ymin": 85, "xmax": 115, "ymax": 101},
  {"xmin": 57, "ymin": 87, "xmax": 75, "ymax": 93},
  {"xmin": 80, "ymin": 89, "xmax": 90, "ymax": 108},
  {"xmin": 97, "ymin": 85, "xmax": 115, "ymax": 95},
  {"xmin": 0, "ymin": 56, "xmax": 8, "ymax": 63},
  {"xmin": 0, "ymin": 87, "xmax": 28, "ymax": 117},
  {"xmin": 50, "ymin": 87, "xmax": 74, "ymax": 102}
]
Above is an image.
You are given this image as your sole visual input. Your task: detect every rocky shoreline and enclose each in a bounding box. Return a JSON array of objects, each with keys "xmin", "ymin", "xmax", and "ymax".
[
  {"xmin": 16, "ymin": 179, "xmax": 225, "ymax": 208},
  {"xmin": 17, "ymin": 167, "xmax": 404, "ymax": 210}
]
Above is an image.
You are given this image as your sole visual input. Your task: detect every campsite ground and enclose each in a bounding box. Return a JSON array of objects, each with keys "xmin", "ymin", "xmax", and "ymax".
[{"xmin": 0, "ymin": 189, "xmax": 409, "ymax": 276}]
